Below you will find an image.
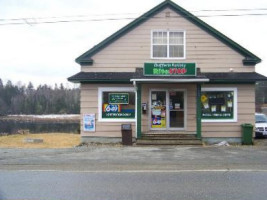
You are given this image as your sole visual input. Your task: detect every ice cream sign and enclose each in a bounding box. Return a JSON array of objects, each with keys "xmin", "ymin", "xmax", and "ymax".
[{"xmin": 144, "ymin": 63, "xmax": 196, "ymax": 76}]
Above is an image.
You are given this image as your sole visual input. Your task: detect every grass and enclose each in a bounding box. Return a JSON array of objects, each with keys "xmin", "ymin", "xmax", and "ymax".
[{"xmin": 0, "ymin": 133, "xmax": 80, "ymax": 148}]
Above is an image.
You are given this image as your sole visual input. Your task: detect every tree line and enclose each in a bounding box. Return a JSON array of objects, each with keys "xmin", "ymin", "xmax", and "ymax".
[
  {"xmin": 0, "ymin": 78, "xmax": 80, "ymax": 115},
  {"xmin": 1, "ymin": 78, "xmax": 266, "ymax": 116}
]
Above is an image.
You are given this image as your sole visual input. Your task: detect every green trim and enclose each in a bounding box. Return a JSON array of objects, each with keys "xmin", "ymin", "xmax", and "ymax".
[
  {"xmin": 208, "ymin": 80, "xmax": 256, "ymax": 84},
  {"xmin": 75, "ymin": 0, "xmax": 261, "ymax": 65},
  {"xmin": 196, "ymin": 83, "xmax": 202, "ymax": 139},
  {"xmin": 243, "ymin": 58, "xmax": 259, "ymax": 66},
  {"xmin": 79, "ymin": 59, "xmax": 93, "ymax": 66},
  {"xmin": 137, "ymin": 83, "xmax": 142, "ymax": 139},
  {"xmin": 68, "ymin": 80, "xmax": 131, "ymax": 84}
]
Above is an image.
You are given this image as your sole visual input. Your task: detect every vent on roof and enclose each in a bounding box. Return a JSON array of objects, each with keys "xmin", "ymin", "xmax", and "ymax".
[{"xmin": 165, "ymin": 11, "xmax": 171, "ymax": 18}]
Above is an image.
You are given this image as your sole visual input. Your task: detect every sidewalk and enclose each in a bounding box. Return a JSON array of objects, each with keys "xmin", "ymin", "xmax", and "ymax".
[{"xmin": 1, "ymin": 144, "xmax": 267, "ymax": 171}]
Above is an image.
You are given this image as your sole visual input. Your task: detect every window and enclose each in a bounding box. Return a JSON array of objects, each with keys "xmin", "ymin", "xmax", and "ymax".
[
  {"xmin": 201, "ymin": 88, "xmax": 237, "ymax": 122},
  {"xmin": 98, "ymin": 88, "xmax": 136, "ymax": 121},
  {"xmin": 152, "ymin": 30, "xmax": 185, "ymax": 59}
]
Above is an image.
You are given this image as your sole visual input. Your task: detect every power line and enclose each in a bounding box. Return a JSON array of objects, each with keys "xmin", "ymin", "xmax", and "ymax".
[
  {"xmin": 1, "ymin": 7, "xmax": 267, "ymax": 22},
  {"xmin": 192, "ymin": 8, "xmax": 267, "ymax": 12},
  {"xmin": 0, "ymin": 13, "xmax": 140, "ymax": 22},
  {"xmin": 0, "ymin": 12, "xmax": 267, "ymax": 26}
]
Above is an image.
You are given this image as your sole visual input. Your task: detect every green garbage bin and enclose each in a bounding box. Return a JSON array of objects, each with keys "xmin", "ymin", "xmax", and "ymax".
[{"xmin": 241, "ymin": 123, "xmax": 253, "ymax": 145}]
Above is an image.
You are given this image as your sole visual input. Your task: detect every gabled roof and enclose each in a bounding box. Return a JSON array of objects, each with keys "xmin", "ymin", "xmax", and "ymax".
[{"xmin": 75, "ymin": 0, "xmax": 261, "ymax": 66}]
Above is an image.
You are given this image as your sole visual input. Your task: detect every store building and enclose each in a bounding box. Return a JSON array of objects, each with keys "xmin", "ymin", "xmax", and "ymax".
[{"xmin": 68, "ymin": 0, "xmax": 267, "ymax": 144}]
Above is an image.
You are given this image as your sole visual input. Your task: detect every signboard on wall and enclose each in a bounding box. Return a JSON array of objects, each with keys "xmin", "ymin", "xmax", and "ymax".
[
  {"xmin": 109, "ymin": 93, "xmax": 129, "ymax": 104},
  {"xmin": 83, "ymin": 114, "xmax": 95, "ymax": 132},
  {"xmin": 144, "ymin": 63, "xmax": 196, "ymax": 76}
]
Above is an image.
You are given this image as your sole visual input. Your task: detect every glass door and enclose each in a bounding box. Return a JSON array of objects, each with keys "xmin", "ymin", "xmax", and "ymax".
[
  {"xmin": 151, "ymin": 91, "xmax": 167, "ymax": 129},
  {"xmin": 169, "ymin": 91, "xmax": 184, "ymax": 129}
]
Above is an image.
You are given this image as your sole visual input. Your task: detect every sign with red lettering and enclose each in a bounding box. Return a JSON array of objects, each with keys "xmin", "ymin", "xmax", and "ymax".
[{"xmin": 144, "ymin": 63, "xmax": 196, "ymax": 76}]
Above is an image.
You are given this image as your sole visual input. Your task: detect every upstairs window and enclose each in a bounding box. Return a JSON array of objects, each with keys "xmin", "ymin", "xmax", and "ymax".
[{"xmin": 152, "ymin": 30, "xmax": 185, "ymax": 59}]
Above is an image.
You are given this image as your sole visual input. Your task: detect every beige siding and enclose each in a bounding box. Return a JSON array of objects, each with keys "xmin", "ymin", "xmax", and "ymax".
[
  {"xmin": 82, "ymin": 7, "xmax": 255, "ymax": 73},
  {"xmin": 202, "ymin": 84, "xmax": 255, "ymax": 138},
  {"xmin": 141, "ymin": 83, "xmax": 196, "ymax": 134},
  {"xmin": 80, "ymin": 83, "xmax": 255, "ymax": 138},
  {"xmin": 80, "ymin": 84, "xmax": 136, "ymax": 137}
]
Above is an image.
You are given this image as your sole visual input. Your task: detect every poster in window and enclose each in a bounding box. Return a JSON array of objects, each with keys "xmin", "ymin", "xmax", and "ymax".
[
  {"xmin": 201, "ymin": 91, "xmax": 234, "ymax": 120},
  {"xmin": 227, "ymin": 100, "xmax": 233, "ymax": 108},
  {"xmin": 175, "ymin": 103, "xmax": 180, "ymax": 109},
  {"xmin": 152, "ymin": 116, "xmax": 166, "ymax": 128},
  {"xmin": 83, "ymin": 114, "xmax": 95, "ymax": 132}
]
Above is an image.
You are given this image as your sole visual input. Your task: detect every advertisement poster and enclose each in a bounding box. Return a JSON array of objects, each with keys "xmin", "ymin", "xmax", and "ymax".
[
  {"xmin": 152, "ymin": 116, "xmax": 166, "ymax": 128},
  {"xmin": 83, "ymin": 114, "xmax": 95, "ymax": 132},
  {"xmin": 201, "ymin": 91, "xmax": 234, "ymax": 119}
]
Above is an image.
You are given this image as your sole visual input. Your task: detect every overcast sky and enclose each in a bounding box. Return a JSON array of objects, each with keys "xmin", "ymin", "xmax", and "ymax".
[{"xmin": 1, "ymin": 0, "xmax": 267, "ymax": 88}]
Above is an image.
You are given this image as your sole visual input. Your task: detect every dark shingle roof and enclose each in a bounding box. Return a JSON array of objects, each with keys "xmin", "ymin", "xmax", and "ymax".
[
  {"xmin": 68, "ymin": 68, "xmax": 267, "ymax": 83},
  {"xmin": 202, "ymin": 72, "xmax": 267, "ymax": 83},
  {"xmin": 68, "ymin": 71, "xmax": 134, "ymax": 83}
]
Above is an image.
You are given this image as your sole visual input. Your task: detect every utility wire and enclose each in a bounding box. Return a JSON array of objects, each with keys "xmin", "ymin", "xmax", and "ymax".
[
  {"xmin": 192, "ymin": 8, "xmax": 267, "ymax": 12},
  {"xmin": 1, "ymin": 7, "xmax": 267, "ymax": 21},
  {"xmin": 0, "ymin": 12, "xmax": 267, "ymax": 26}
]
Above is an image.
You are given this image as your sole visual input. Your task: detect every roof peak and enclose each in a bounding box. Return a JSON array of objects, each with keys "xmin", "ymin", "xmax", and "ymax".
[{"xmin": 76, "ymin": 0, "xmax": 261, "ymax": 65}]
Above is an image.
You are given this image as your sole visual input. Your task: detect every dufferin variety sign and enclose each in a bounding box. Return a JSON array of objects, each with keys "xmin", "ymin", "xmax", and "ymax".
[{"xmin": 144, "ymin": 63, "xmax": 196, "ymax": 76}]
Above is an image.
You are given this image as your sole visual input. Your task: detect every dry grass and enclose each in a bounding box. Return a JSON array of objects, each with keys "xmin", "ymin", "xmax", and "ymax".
[{"xmin": 0, "ymin": 133, "xmax": 80, "ymax": 148}]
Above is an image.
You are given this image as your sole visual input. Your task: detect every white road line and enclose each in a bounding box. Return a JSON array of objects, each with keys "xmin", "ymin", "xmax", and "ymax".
[{"xmin": 1, "ymin": 169, "xmax": 267, "ymax": 173}]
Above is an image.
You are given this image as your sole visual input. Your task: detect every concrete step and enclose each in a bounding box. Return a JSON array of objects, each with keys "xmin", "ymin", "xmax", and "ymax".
[
  {"xmin": 142, "ymin": 134, "xmax": 197, "ymax": 140},
  {"xmin": 140, "ymin": 137, "xmax": 198, "ymax": 140},
  {"xmin": 136, "ymin": 139, "xmax": 202, "ymax": 145}
]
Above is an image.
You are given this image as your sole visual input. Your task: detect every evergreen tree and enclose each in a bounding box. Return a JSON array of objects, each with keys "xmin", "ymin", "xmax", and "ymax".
[{"xmin": 0, "ymin": 78, "xmax": 80, "ymax": 115}]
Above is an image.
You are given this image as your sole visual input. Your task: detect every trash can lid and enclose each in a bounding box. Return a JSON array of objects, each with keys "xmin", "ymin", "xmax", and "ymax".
[
  {"xmin": 121, "ymin": 124, "xmax": 132, "ymax": 130},
  {"xmin": 241, "ymin": 123, "xmax": 253, "ymax": 127}
]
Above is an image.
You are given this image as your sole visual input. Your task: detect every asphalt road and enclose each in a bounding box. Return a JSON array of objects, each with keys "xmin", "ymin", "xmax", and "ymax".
[
  {"xmin": 0, "ymin": 170, "xmax": 267, "ymax": 200},
  {"xmin": 0, "ymin": 145, "xmax": 267, "ymax": 171},
  {"xmin": 0, "ymin": 145, "xmax": 267, "ymax": 200}
]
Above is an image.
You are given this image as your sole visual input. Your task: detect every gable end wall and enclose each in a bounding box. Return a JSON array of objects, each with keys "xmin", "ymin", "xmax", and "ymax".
[{"xmin": 81, "ymin": 8, "xmax": 255, "ymax": 73}]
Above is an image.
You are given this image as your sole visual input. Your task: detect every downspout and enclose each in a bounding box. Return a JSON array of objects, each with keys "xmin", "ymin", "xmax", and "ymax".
[
  {"xmin": 137, "ymin": 83, "xmax": 142, "ymax": 139},
  {"xmin": 196, "ymin": 83, "xmax": 202, "ymax": 139}
]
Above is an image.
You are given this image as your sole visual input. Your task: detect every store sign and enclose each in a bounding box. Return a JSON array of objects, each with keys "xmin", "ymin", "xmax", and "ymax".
[
  {"xmin": 102, "ymin": 104, "xmax": 135, "ymax": 119},
  {"xmin": 144, "ymin": 63, "xmax": 196, "ymax": 76},
  {"xmin": 109, "ymin": 93, "xmax": 129, "ymax": 104}
]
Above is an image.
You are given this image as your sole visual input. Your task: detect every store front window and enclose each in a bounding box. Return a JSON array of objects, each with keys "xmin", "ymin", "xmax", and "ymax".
[
  {"xmin": 98, "ymin": 88, "xmax": 136, "ymax": 121},
  {"xmin": 201, "ymin": 88, "xmax": 237, "ymax": 122}
]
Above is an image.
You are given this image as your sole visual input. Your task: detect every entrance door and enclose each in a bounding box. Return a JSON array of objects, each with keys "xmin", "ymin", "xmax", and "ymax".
[
  {"xmin": 150, "ymin": 90, "xmax": 185, "ymax": 130},
  {"xmin": 169, "ymin": 91, "xmax": 185, "ymax": 129}
]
